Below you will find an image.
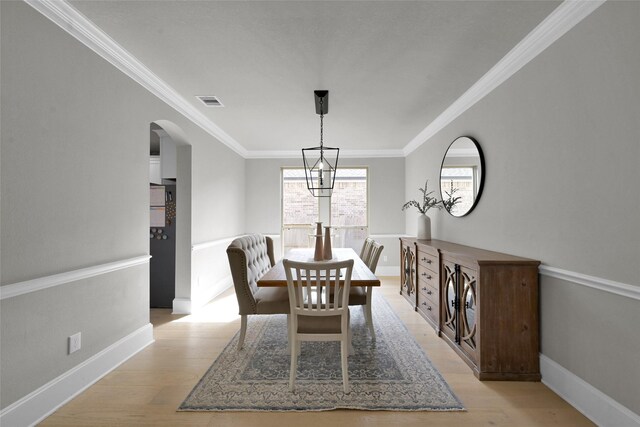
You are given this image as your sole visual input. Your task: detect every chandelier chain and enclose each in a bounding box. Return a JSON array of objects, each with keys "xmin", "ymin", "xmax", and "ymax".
[{"xmin": 319, "ymin": 98, "xmax": 324, "ymax": 150}]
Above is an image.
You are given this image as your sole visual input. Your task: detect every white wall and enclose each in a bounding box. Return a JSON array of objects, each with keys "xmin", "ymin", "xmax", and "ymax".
[
  {"xmin": 405, "ymin": 1, "xmax": 639, "ymax": 414},
  {"xmin": 0, "ymin": 1, "xmax": 245, "ymax": 410},
  {"xmin": 245, "ymin": 157, "xmax": 405, "ymax": 270}
]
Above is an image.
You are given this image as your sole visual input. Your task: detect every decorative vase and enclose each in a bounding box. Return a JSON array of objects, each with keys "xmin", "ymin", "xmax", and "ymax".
[
  {"xmin": 314, "ymin": 222, "xmax": 324, "ymax": 261},
  {"xmin": 323, "ymin": 226, "xmax": 333, "ymax": 260},
  {"xmin": 417, "ymin": 213, "xmax": 431, "ymax": 240}
]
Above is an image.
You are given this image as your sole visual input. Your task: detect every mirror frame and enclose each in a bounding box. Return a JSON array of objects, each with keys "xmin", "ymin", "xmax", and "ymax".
[{"xmin": 439, "ymin": 136, "xmax": 485, "ymax": 217}]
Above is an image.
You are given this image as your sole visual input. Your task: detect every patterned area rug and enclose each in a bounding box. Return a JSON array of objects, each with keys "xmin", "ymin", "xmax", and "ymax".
[{"xmin": 179, "ymin": 293, "xmax": 464, "ymax": 412}]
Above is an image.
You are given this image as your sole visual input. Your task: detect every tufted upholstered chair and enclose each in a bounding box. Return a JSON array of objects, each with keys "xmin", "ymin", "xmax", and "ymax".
[
  {"xmin": 227, "ymin": 234, "xmax": 290, "ymax": 350},
  {"xmin": 348, "ymin": 240, "xmax": 384, "ymax": 339}
]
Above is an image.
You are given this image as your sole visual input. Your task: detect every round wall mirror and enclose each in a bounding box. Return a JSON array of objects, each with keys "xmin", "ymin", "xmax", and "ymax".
[{"xmin": 439, "ymin": 136, "xmax": 485, "ymax": 217}]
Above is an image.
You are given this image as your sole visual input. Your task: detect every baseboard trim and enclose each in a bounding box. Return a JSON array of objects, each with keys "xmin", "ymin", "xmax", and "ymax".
[
  {"xmin": 540, "ymin": 354, "xmax": 640, "ymax": 427},
  {"xmin": 0, "ymin": 323, "xmax": 154, "ymax": 427},
  {"xmin": 193, "ymin": 275, "xmax": 233, "ymax": 313},
  {"xmin": 172, "ymin": 297, "xmax": 192, "ymax": 314},
  {"xmin": 0, "ymin": 255, "xmax": 151, "ymax": 300}
]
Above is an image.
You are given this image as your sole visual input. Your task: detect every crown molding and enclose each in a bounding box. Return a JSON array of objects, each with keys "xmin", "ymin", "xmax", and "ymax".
[
  {"xmin": 26, "ymin": 0, "xmax": 604, "ymax": 160},
  {"xmin": 245, "ymin": 149, "xmax": 405, "ymax": 159},
  {"xmin": 25, "ymin": 0, "xmax": 248, "ymax": 158},
  {"xmin": 403, "ymin": 0, "xmax": 606, "ymax": 156}
]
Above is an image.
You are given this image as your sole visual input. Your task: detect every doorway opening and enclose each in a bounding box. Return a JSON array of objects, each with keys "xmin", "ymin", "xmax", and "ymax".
[{"xmin": 149, "ymin": 121, "xmax": 192, "ymax": 311}]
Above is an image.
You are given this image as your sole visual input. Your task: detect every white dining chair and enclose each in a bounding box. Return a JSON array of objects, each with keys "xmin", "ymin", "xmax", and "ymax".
[
  {"xmin": 359, "ymin": 237, "xmax": 374, "ymax": 261},
  {"xmin": 349, "ymin": 241, "xmax": 384, "ymax": 339},
  {"xmin": 283, "ymin": 258, "xmax": 354, "ymax": 393}
]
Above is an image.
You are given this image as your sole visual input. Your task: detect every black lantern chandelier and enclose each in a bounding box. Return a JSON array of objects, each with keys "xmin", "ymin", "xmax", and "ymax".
[{"xmin": 302, "ymin": 90, "xmax": 339, "ymax": 197}]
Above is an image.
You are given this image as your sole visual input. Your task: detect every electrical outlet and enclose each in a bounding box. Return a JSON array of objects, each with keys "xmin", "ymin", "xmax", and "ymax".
[
  {"xmin": 383, "ymin": 255, "xmax": 388, "ymax": 262},
  {"xmin": 69, "ymin": 332, "xmax": 81, "ymax": 354}
]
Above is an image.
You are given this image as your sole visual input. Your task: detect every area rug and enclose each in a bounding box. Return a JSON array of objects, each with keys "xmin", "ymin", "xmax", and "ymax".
[{"xmin": 179, "ymin": 293, "xmax": 464, "ymax": 412}]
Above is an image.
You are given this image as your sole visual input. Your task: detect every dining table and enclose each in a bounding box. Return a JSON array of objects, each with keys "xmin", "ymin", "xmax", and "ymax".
[{"xmin": 256, "ymin": 247, "xmax": 380, "ymax": 288}]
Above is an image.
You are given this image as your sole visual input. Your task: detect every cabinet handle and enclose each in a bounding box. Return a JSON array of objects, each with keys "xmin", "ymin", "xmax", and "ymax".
[
  {"xmin": 421, "ymin": 302, "xmax": 432, "ymax": 311},
  {"xmin": 421, "ymin": 257, "xmax": 432, "ymax": 264},
  {"xmin": 421, "ymin": 272, "xmax": 432, "ymax": 279},
  {"xmin": 421, "ymin": 287, "xmax": 433, "ymax": 295}
]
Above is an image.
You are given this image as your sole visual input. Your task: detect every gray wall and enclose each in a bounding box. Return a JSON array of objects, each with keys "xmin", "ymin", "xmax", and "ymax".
[
  {"xmin": 405, "ymin": 1, "xmax": 639, "ymax": 413},
  {"xmin": 245, "ymin": 157, "xmax": 405, "ymax": 268},
  {"xmin": 0, "ymin": 1, "xmax": 245, "ymax": 408}
]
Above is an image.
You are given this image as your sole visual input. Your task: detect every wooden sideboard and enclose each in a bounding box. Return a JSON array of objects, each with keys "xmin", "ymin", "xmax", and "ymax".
[{"xmin": 400, "ymin": 238, "xmax": 541, "ymax": 381}]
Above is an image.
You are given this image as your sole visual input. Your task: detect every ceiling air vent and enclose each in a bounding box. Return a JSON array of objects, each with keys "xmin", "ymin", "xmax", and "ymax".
[{"xmin": 196, "ymin": 95, "xmax": 224, "ymax": 107}]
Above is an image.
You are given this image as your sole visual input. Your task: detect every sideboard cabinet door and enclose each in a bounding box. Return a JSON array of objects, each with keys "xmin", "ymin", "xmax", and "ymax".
[
  {"xmin": 441, "ymin": 259, "xmax": 458, "ymax": 344},
  {"xmin": 458, "ymin": 263, "xmax": 478, "ymax": 365},
  {"xmin": 399, "ymin": 239, "xmax": 417, "ymax": 309}
]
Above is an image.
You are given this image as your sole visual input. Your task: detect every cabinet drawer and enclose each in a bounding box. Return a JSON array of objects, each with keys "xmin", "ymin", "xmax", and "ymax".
[
  {"xmin": 417, "ymin": 297, "xmax": 438, "ymax": 325},
  {"xmin": 418, "ymin": 284, "xmax": 438, "ymax": 307},
  {"xmin": 417, "ymin": 251, "xmax": 438, "ymax": 273},
  {"xmin": 417, "ymin": 269, "xmax": 438, "ymax": 289},
  {"xmin": 418, "ymin": 282, "xmax": 440, "ymax": 305}
]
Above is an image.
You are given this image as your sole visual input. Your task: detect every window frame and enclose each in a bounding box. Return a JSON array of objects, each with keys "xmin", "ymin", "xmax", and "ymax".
[{"xmin": 280, "ymin": 166, "xmax": 369, "ymax": 252}]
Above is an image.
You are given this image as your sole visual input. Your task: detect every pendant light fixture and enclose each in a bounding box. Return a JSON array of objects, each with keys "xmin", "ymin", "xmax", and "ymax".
[{"xmin": 302, "ymin": 90, "xmax": 339, "ymax": 197}]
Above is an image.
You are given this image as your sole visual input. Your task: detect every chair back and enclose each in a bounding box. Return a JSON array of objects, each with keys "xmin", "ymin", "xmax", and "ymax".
[
  {"xmin": 227, "ymin": 234, "xmax": 275, "ymax": 314},
  {"xmin": 359, "ymin": 237, "xmax": 374, "ymax": 262},
  {"xmin": 366, "ymin": 242, "xmax": 384, "ymax": 274},
  {"xmin": 283, "ymin": 259, "xmax": 354, "ymax": 318}
]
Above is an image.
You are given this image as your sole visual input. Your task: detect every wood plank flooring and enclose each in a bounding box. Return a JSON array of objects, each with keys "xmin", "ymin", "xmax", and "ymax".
[{"xmin": 41, "ymin": 277, "xmax": 594, "ymax": 426}]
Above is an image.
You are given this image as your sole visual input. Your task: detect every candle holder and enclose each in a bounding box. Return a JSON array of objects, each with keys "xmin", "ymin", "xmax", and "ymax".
[
  {"xmin": 323, "ymin": 226, "xmax": 333, "ymax": 260},
  {"xmin": 314, "ymin": 222, "xmax": 324, "ymax": 261}
]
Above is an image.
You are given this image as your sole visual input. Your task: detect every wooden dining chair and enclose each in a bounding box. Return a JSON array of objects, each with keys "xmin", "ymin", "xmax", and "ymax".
[
  {"xmin": 349, "ymin": 241, "xmax": 384, "ymax": 339},
  {"xmin": 366, "ymin": 241, "xmax": 385, "ymax": 273},
  {"xmin": 284, "ymin": 258, "xmax": 354, "ymax": 393},
  {"xmin": 359, "ymin": 237, "xmax": 374, "ymax": 262}
]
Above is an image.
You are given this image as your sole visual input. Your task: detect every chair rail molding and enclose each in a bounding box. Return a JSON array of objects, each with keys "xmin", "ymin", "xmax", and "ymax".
[
  {"xmin": 539, "ymin": 265, "xmax": 640, "ymax": 301},
  {"xmin": 24, "ymin": 0, "xmax": 247, "ymax": 158},
  {"xmin": 403, "ymin": 0, "xmax": 606, "ymax": 155},
  {"xmin": 0, "ymin": 255, "xmax": 151, "ymax": 300},
  {"xmin": 191, "ymin": 236, "xmax": 238, "ymax": 252}
]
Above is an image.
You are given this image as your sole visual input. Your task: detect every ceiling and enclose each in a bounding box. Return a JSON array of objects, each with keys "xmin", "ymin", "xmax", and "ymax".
[{"xmin": 69, "ymin": 1, "xmax": 560, "ymax": 155}]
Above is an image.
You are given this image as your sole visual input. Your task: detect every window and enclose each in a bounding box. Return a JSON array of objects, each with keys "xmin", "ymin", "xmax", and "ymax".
[
  {"xmin": 282, "ymin": 167, "xmax": 368, "ymax": 254},
  {"xmin": 330, "ymin": 168, "xmax": 368, "ymax": 250},
  {"xmin": 440, "ymin": 166, "xmax": 476, "ymax": 216}
]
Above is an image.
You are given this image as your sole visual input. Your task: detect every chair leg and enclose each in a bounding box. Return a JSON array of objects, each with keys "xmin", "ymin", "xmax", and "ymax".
[
  {"xmin": 238, "ymin": 315, "xmax": 247, "ymax": 350},
  {"xmin": 287, "ymin": 314, "xmax": 291, "ymax": 352},
  {"xmin": 289, "ymin": 336, "xmax": 298, "ymax": 392},
  {"xmin": 341, "ymin": 338, "xmax": 350, "ymax": 394},
  {"xmin": 348, "ymin": 322, "xmax": 354, "ymax": 356},
  {"xmin": 366, "ymin": 286, "xmax": 375, "ymax": 341}
]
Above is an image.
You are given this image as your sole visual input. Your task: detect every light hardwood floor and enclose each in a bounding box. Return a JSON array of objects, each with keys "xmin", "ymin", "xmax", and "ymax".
[{"xmin": 41, "ymin": 277, "xmax": 594, "ymax": 426}]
